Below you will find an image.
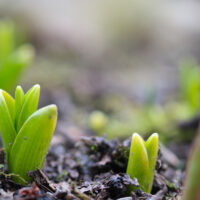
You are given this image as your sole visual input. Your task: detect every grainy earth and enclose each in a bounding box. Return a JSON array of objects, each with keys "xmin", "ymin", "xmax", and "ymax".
[{"xmin": 0, "ymin": 135, "xmax": 184, "ymax": 200}]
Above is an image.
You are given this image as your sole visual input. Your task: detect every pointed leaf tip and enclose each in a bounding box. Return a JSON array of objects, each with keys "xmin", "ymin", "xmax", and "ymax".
[
  {"xmin": 33, "ymin": 84, "xmax": 40, "ymax": 90},
  {"xmin": 146, "ymin": 133, "xmax": 159, "ymax": 147},
  {"xmin": 132, "ymin": 132, "xmax": 140, "ymax": 138},
  {"xmin": 48, "ymin": 104, "xmax": 57, "ymax": 112},
  {"xmin": 151, "ymin": 133, "xmax": 158, "ymax": 138},
  {"xmin": 132, "ymin": 132, "xmax": 143, "ymax": 141}
]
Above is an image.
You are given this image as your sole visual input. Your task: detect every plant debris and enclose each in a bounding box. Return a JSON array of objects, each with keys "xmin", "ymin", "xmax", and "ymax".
[{"xmin": 28, "ymin": 169, "xmax": 56, "ymax": 193}]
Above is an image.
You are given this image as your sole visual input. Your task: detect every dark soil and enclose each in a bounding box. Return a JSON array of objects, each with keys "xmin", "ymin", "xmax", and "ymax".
[{"xmin": 0, "ymin": 136, "xmax": 183, "ymax": 200}]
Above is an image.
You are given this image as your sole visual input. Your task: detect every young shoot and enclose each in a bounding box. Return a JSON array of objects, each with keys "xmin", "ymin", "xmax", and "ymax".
[
  {"xmin": 126, "ymin": 133, "xmax": 159, "ymax": 193},
  {"xmin": 0, "ymin": 84, "xmax": 57, "ymax": 184}
]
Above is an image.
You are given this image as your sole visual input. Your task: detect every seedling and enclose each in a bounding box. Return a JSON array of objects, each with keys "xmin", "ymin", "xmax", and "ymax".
[
  {"xmin": 126, "ymin": 133, "xmax": 159, "ymax": 193},
  {"xmin": 0, "ymin": 84, "xmax": 57, "ymax": 184},
  {"xmin": 0, "ymin": 20, "xmax": 34, "ymax": 91},
  {"xmin": 183, "ymin": 131, "xmax": 200, "ymax": 200}
]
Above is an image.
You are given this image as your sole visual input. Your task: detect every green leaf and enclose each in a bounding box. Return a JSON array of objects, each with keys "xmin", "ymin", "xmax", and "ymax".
[
  {"xmin": 145, "ymin": 133, "xmax": 159, "ymax": 193},
  {"xmin": 16, "ymin": 84, "xmax": 40, "ymax": 132},
  {"xmin": 126, "ymin": 133, "xmax": 149, "ymax": 192},
  {"xmin": 126, "ymin": 133, "xmax": 159, "ymax": 193},
  {"xmin": 1, "ymin": 90, "xmax": 15, "ymax": 122},
  {"xmin": 0, "ymin": 90, "xmax": 16, "ymax": 155},
  {"xmin": 15, "ymin": 86, "xmax": 24, "ymax": 129},
  {"xmin": 9, "ymin": 105, "xmax": 57, "ymax": 184}
]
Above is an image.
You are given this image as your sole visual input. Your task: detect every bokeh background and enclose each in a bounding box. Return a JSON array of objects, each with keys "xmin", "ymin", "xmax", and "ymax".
[{"xmin": 1, "ymin": 0, "xmax": 200, "ymax": 157}]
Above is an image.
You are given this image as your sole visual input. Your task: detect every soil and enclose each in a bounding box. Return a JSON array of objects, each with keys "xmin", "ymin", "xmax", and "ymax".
[{"xmin": 0, "ymin": 135, "xmax": 184, "ymax": 200}]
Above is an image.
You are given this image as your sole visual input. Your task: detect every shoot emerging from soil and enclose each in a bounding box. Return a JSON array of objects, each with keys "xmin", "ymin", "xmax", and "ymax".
[
  {"xmin": 126, "ymin": 133, "xmax": 159, "ymax": 193},
  {"xmin": 0, "ymin": 84, "xmax": 57, "ymax": 184}
]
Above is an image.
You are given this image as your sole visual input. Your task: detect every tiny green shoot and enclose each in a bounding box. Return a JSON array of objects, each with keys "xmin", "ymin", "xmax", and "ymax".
[
  {"xmin": 126, "ymin": 133, "xmax": 159, "ymax": 193},
  {"xmin": 0, "ymin": 84, "xmax": 57, "ymax": 184}
]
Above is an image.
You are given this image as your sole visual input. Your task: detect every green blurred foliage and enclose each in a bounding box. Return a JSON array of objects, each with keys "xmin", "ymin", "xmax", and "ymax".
[
  {"xmin": 0, "ymin": 20, "xmax": 34, "ymax": 92},
  {"xmin": 179, "ymin": 60, "xmax": 200, "ymax": 115},
  {"xmin": 89, "ymin": 61, "xmax": 200, "ymax": 142}
]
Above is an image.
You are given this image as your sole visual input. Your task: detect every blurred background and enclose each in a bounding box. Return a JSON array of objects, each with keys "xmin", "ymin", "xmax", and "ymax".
[{"xmin": 1, "ymin": 0, "xmax": 200, "ymax": 158}]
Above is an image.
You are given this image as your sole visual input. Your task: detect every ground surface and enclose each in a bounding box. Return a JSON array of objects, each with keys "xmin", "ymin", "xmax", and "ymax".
[{"xmin": 0, "ymin": 135, "xmax": 184, "ymax": 200}]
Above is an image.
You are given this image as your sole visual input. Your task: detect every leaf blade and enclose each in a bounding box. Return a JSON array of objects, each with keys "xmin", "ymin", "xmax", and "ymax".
[
  {"xmin": 145, "ymin": 133, "xmax": 159, "ymax": 193},
  {"xmin": 0, "ymin": 90, "xmax": 16, "ymax": 156},
  {"xmin": 15, "ymin": 86, "xmax": 24, "ymax": 129},
  {"xmin": 16, "ymin": 84, "xmax": 40, "ymax": 132},
  {"xmin": 126, "ymin": 133, "xmax": 149, "ymax": 192},
  {"xmin": 9, "ymin": 105, "xmax": 57, "ymax": 184}
]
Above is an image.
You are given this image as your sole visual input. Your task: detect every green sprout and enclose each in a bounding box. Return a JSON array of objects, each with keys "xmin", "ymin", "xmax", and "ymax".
[
  {"xmin": 0, "ymin": 84, "xmax": 57, "ymax": 184},
  {"xmin": 0, "ymin": 20, "xmax": 34, "ymax": 91},
  {"xmin": 126, "ymin": 133, "xmax": 159, "ymax": 193},
  {"xmin": 183, "ymin": 132, "xmax": 200, "ymax": 200}
]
